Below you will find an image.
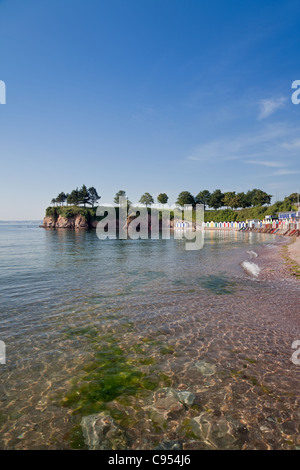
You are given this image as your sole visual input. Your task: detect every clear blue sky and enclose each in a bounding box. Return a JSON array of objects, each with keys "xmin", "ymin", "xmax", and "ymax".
[{"xmin": 1, "ymin": 0, "xmax": 300, "ymax": 219}]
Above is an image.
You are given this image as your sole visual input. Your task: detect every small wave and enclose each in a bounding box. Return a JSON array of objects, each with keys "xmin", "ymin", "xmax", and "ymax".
[
  {"xmin": 241, "ymin": 261, "xmax": 261, "ymax": 277},
  {"xmin": 246, "ymin": 250, "xmax": 258, "ymax": 259}
]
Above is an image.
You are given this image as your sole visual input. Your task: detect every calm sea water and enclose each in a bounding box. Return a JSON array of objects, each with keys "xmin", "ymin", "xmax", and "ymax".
[{"xmin": 0, "ymin": 222, "xmax": 299, "ymax": 449}]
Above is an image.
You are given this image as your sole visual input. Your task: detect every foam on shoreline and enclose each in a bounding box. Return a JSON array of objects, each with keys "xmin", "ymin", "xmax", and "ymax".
[
  {"xmin": 241, "ymin": 261, "xmax": 261, "ymax": 277},
  {"xmin": 246, "ymin": 250, "xmax": 258, "ymax": 259}
]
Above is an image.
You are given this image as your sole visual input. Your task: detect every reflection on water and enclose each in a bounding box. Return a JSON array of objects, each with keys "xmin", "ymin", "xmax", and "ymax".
[{"xmin": 0, "ymin": 224, "xmax": 299, "ymax": 449}]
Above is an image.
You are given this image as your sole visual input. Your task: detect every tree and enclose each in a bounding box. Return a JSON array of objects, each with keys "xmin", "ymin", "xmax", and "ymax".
[
  {"xmin": 284, "ymin": 192, "xmax": 299, "ymax": 205},
  {"xmin": 79, "ymin": 184, "xmax": 90, "ymax": 207},
  {"xmin": 236, "ymin": 192, "xmax": 251, "ymax": 209},
  {"xmin": 195, "ymin": 190, "xmax": 211, "ymax": 209},
  {"xmin": 56, "ymin": 192, "xmax": 67, "ymax": 206},
  {"xmin": 114, "ymin": 190, "xmax": 132, "ymax": 211},
  {"xmin": 248, "ymin": 188, "xmax": 272, "ymax": 207},
  {"xmin": 157, "ymin": 193, "xmax": 169, "ymax": 205},
  {"xmin": 114, "ymin": 190, "xmax": 126, "ymax": 205},
  {"xmin": 67, "ymin": 188, "xmax": 80, "ymax": 206},
  {"xmin": 139, "ymin": 192, "xmax": 154, "ymax": 207},
  {"xmin": 176, "ymin": 191, "xmax": 195, "ymax": 208},
  {"xmin": 209, "ymin": 189, "xmax": 224, "ymax": 210},
  {"xmin": 88, "ymin": 187, "xmax": 100, "ymax": 207},
  {"xmin": 223, "ymin": 191, "xmax": 237, "ymax": 209},
  {"xmin": 51, "ymin": 198, "xmax": 56, "ymax": 206}
]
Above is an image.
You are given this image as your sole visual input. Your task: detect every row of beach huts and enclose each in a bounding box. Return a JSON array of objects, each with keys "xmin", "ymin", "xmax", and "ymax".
[{"xmin": 175, "ymin": 210, "xmax": 300, "ymax": 236}]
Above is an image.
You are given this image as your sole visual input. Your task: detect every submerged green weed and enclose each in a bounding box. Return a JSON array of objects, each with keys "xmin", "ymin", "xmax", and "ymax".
[
  {"xmin": 199, "ymin": 274, "xmax": 235, "ymax": 295},
  {"xmin": 68, "ymin": 424, "xmax": 86, "ymax": 449},
  {"xmin": 61, "ymin": 324, "xmax": 172, "ymax": 416}
]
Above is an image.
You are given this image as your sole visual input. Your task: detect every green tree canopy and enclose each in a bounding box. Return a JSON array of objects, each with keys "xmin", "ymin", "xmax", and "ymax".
[
  {"xmin": 67, "ymin": 188, "xmax": 80, "ymax": 206},
  {"xmin": 195, "ymin": 190, "xmax": 211, "ymax": 209},
  {"xmin": 56, "ymin": 192, "xmax": 67, "ymax": 206},
  {"xmin": 139, "ymin": 192, "xmax": 154, "ymax": 207},
  {"xmin": 284, "ymin": 192, "xmax": 299, "ymax": 205},
  {"xmin": 247, "ymin": 188, "xmax": 272, "ymax": 206},
  {"xmin": 223, "ymin": 191, "xmax": 238, "ymax": 209},
  {"xmin": 176, "ymin": 191, "xmax": 195, "ymax": 208},
  {"xmin": 209, "ymin": 189, "xmax": 224, "ymax": 210},
  {"xmin": 236, "ymin": 192, "xmax": 252, "ymax": 209},
  {"xmin": 79, "ymin": 184, "xmax": 90, "ymax": 207},
  {"xmin": 114, "ymin": 190, "xmax": 127, "ymax": 205},
  {"xmin": 157, "ymin": 193, "xmax": 169, "ymax": 205},
  {"xmin": 88, "ymin": 187, "xmax": 101, "ymax": 207}
]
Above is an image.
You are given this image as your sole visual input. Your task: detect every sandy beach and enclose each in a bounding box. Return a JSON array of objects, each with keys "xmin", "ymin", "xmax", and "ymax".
[{"xmin": 287, "ymin": 236, "xmax": 300, "ymax": 266}]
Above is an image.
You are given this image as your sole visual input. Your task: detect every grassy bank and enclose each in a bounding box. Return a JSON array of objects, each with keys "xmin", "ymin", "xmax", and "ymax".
[
  {"xmin": 204, "ymin": 200, "xmax": 297, "ymax": 223},
  {"xmin": 46, "ymin": 205, "xmax": 98, "ymax": 222}
]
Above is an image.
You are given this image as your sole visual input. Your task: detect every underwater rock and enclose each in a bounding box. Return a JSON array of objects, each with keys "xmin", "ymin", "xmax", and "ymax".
[
  {"xmin": 176, "ymin": 391, "xmax": 196, "ymax": 406},
  {"xmin": 153, "ymin": 388, "xmax": 184, "ymax": 419},
  {"xmin": 155, "ymin": 440, "xmax": 183, "ymax": 450},
  {"xmin": 189, "ymin": 412, "xmax": 241, "ymax": 449},
  {"xmin": 150, "ymin": 388, "xmax": 195, "ymax": 421},
  {"xmin": 194, "ymin": 360, "xmax": 216, "ymax": 376},
  {"xmin": 177, "ymin": 383, "xmax": 188, "ymax": 391},
  {"xmin": 81, "ymin": 413, "xmax": 127, "ymax": 450}
]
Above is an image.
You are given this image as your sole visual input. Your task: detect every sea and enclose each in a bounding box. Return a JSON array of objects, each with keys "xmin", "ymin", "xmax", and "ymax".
[{"xmin": 0, "ymin": 221, "xmax": 299, "ymax": 450}]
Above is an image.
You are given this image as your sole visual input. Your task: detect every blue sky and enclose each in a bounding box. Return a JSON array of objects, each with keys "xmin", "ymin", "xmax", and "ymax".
[{"xmin": 0, "ymin": 0, "xmax": 300, "ymax": 219}]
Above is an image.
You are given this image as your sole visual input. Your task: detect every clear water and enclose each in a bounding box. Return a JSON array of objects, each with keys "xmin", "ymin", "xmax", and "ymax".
[{"xmin": 0, "ymin": 223, "xmax": 299, "ymax": 449}]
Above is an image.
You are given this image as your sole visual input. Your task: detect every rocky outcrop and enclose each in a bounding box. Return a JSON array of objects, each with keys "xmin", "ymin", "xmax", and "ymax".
[
  {"xmin": 42, "ymin": 216, "xmax": 56, "ymax": 228},
  {"xmin": 42, "ymin": 214, "xmax": 89, "ymax": 229},
  {"xmin": 42, "ymin": 212, "xmax": 174, "ymax": 230}
]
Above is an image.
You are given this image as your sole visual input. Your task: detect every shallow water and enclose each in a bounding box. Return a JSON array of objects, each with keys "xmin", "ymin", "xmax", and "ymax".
[{"xmin": 0, "ymin": 223, "xmax": 299, "ymax": 449}]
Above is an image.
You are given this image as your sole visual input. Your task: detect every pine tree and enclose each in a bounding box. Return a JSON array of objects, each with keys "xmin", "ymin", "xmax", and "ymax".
[
  {"xmin": 88, "ymin": 187, "xmax": 100, "ymax": 207},
  {"xmin": 79, "ymin": 184, "xmax": 90, "ymax": 207}
]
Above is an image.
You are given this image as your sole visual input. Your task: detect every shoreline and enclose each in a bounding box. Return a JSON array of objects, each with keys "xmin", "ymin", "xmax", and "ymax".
[{"xmin": 286, "ymin": 236, "xmax": 300, "ymax": 266}]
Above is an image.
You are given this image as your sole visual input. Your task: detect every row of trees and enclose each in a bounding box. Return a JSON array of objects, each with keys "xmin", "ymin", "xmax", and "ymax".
[
  {"xmin": 115, "ymin": 188, "xmax": 272, "ymax": 209},
  {"xmin": 113, "ymin": 190, "xmax": 168, "ymax": 207},
  {"xmin": 175, "ymin": 188, "xmax": 272, "ymax": 210},
  {"xmin": 51, "ymin": 186, "xmax": 275, "ymax": 210},
  {"xmin": 135, "ymin": 189, "xmax": 272, "ymax": 209},
  {"xmin": 51, "ymin": 185, "xmax": 100, "ymax": 207},
  {"xmin": 51, "ymin": 188, "xmax": 169, "ymax": 209}
]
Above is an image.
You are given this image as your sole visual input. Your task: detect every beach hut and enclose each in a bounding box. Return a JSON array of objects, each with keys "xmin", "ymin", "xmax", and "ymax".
[{"xmin": 175, "ymin": 222, "xmax": 189, "ymax": 228}]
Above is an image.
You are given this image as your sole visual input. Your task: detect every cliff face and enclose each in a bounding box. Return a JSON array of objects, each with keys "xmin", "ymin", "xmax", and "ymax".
[
  {"xmin": 42, "ymin": 216, "xmax": 56, "ymax": 228},
  {"xmin": 42, "ymin": 212, "xmax": 174, "ymax": 230},
  {"xmin": 42, "ymin": 214, "xmax": 93, "ymax": 229}
]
